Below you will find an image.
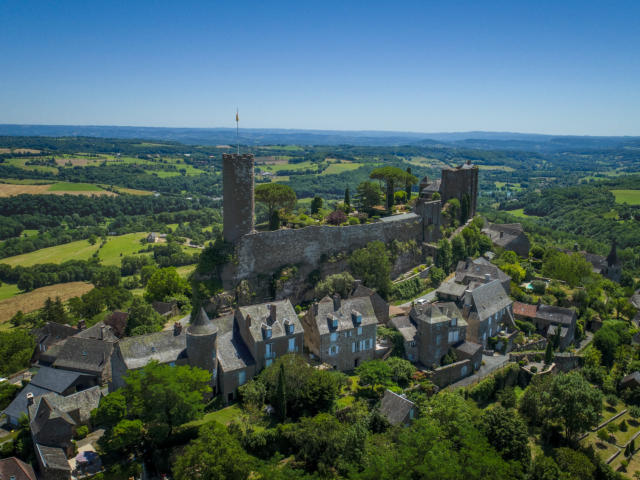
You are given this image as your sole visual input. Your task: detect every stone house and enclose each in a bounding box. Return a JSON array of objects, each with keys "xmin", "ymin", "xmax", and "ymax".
[
  {"xmin": 32, "ymin": 322, "xmax": 78, "ymax": 364},
  {"xmin": 462, "ymin": 279, "xmax": 515, "ymax": 347},
  {"xmin": 152, "ymin": 300, "xmax": 180, "ymax": 318},
  {"xmin": 454, "ymin": 257, "xmax": 511, "ymax": 294},
  {"xmin": 302, "ymin": 295, "xmax": 378, "ymax": 371},
  {"xmin": 513, "ymin": 301, "xmax": 577, "ymax": 349},
  {"xmin": 621, "ymin": 372, "xmax": 640, "ymax": 390},
  {"xmin": 235, "ymin": 300, "xmax": 304, "ymax": 372},
  {"xmin": 410, "ymin": 302, "xmax": 466, "ymax": 368},
  {"xmin": 482, "ymin": 223, "xmax": 531, "ymax": 258},
  {"xmin": 389, "ymin": 315, "xmax": 418, "ymax": 363},
  {"xmin": 351, "ymin": 281, "xmax": 389, "ymax": 324},
  {"xmin": 379, "ymin": 389, "xmax": 416, "ymax": 426}
]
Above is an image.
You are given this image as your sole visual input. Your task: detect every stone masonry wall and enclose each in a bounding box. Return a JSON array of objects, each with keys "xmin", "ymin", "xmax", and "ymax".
[
  {"xmin": 441, "ymin": 166, "xmax": 478, "ymax": 217},
  {"xmin": 231, "ymin": 214, "xmax": 423, "ymax": 282},
  {"xmin": 223, "ymin": 154, "xmax": 255, "ymax": 243}
]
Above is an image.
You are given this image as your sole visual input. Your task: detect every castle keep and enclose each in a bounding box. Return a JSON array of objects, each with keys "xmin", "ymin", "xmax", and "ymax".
[{"xmin": 220, "ymin": 154, "xmax": 478, "ymax": 300}]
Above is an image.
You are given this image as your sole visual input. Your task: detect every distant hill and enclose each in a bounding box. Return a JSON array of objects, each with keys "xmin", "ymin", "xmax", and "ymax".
[{"xmin": 0, "ymin": 124, "xmax": 639, "ymax": 151}]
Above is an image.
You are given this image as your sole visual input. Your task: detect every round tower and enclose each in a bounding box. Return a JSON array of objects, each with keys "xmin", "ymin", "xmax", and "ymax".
[{"xmin": 187, "ymin": 307, "xmax": 218, "ymax": 390}]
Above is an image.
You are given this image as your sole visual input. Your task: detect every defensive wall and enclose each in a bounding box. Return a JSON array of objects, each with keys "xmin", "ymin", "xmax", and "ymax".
[{"xmin": 230, "ymin": 212, "xmax": 423, "ymax": 282}]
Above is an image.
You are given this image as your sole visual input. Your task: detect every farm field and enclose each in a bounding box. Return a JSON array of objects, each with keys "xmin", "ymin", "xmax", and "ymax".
[
  {"xmin": 259, "ymin": 160, "xmax": 315, "ymax": 172},
  {"xmin": 0, "ymin": 281, "xmax": 94, "ymax": 326},
  {"xmin": 0, "ymin": 239, "xmax": 101, "ymax": 267},
  {"xmin": 0, "ymin": 182, "xmax": 115, "ymax": 197},
  {"xmin": 111, "ymin": 186, "xmax": 154, "ymax": 195},
  {"xmin": 477, "ymin": 164, "xmax": 516, "ymax": 172},
  {"xmin": 505, "ymin": 208, "xmax": 535, "ymax": 218},
  {"xmin": 0, "ymin": 283, "xmax": 20, "ymax": 301},
  {"xmin": 611, "ymin": 189, "xmax": 640, "ymax": 205},
  {"xmin": 98, "ymin": 233, "xmax": 150, "ymax": 265},
  {"xmin": 323, "ymin": 162, "xmax": 363, "ymax": 174}
]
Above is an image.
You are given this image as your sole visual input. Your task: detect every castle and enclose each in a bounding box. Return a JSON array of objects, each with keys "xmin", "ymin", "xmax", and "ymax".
[{"xmin": 219, "ymin": 153, "xmax": 479, "ymax": 302}]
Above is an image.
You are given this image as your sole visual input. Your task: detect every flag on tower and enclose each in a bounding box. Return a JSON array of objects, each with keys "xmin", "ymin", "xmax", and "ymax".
[{"xmin": 236, "ymin": 110, "xmax": 239, "ymax": 122}]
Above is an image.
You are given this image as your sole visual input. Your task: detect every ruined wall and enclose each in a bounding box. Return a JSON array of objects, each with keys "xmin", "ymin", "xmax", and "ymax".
[
  {"xmin": 441, "ymin": 166, "xmax": 478, "ymax": 217},
  {"xmin": 223, "ymin": 154, "xmax": 255, "ymax": 243},
  {"xmin": 230, "ymin": 214, "xmax": 423, "ymax": 283}
]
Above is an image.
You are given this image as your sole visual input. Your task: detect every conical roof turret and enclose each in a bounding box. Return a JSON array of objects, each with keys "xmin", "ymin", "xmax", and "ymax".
[{"xmin": 188, "ymin": 307, "xmax": 218, "ymax": 335}]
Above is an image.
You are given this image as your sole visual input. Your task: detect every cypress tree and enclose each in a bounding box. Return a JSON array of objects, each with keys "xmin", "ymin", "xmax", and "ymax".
[
  {"xmin": 344, "ymin": 187, "xmax": 350, "ymax": 209},
  {"xmin": 405, "ymin": 167, "xmax": 412, "ymax": 200},
  {"xmin": 276, "ymin": 363, "xmax": 287, "ymax": 420},
  {"xmin": 544, "ymin": 341, "xmax": 554, "ymax": 365}
]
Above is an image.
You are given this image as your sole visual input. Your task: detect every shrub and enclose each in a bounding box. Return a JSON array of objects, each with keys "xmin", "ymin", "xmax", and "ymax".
[
  {"xmin": 607, "ymin": 422, "xmax": 619, "ymax": 433},
  {"xmin": 530, "ymin": 366, "xmax": 538, "ymax": 373},
  {"xmin": 605, "ymin": 394, "xmax": 618, "ymax": 407},
  {"xmin": 326, "ymin": 210, "xmax": 347, "ymax": 225},
  {"xmin": 597, "ymin": 429, "xmax": 609, "ymax": 442},
  {"xmin": 629, "ymin": 405, "xmax": 640, "ymax": 418},
  {"xmin": 530, "ymin": 280, "xmax": 547, "ymax": 295},
  {"xmin": 74, "ymin": 425, "xmax": 89, "ymax": 440},
  {"xmin": 619, "ymin": 419, "xmax": 628, "ymax": 432},
  {"xmin": 347, "ymin": 216, "xmax": 360, "ymax": 225},
  {"xmin": 390, "ymin": 277, "xmax": 423, "ymax": 301}
]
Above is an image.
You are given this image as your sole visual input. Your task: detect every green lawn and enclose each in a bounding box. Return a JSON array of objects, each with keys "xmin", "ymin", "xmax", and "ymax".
[
  {"xmin": 0, "ymin": 283, "xmax": 20, "ymax": 301},
  {"xmin": 184, "ymin": 404, "xmax": 243, "ymax": 428},
  {"xmin": 477, "ymin": 165, "xmax": 515, "ymax": 172},
  {"xmin": 48, "ymin": 182, "xmax": 104, "ymax": 192},
  {"xmin": 581, "ymin": 432, "xmax": 619, "ymax": 461},
  {"xmin": 175, "ymin": 265, "xmax": 196, "ymax": 278},
  {"xmin": 260, "ymin": 161, "xmax": 315, "ymax": 173},
  {"xmin": 0, "ymin": 239, "xmax": 100, "ymax": 267},
  {"xmin": 98, "ymin": 233, "xmax": 149, "ymax": 265},
  {"xmin": 612, "ymin": 415, "xmax": 640, "ymax": 446},
  {"xmin": 611, "ymin": 189, "xmax": 640, "ymax": 205},
  {"xmin": 505, "ymin": 208, "xmax": 535, "ymax": 218}
]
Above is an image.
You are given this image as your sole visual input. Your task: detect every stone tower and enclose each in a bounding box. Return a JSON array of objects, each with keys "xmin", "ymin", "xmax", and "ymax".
[
  {"xmin": 440, "ymin": 161, "xmax": 478, "ymax": 217},
  {"xmin": 223, "ymin": 153, "xmax": 255, "ymax": 243},
  {"xmin": 187, "ymin": 307, "xmax": 218, "ymax": 390}
]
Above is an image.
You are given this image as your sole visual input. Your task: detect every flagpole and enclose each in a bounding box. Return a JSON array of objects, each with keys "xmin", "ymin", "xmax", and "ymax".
[{"xmin": 236, "ymin": 108, "xmax": 239, "ymax": 155}]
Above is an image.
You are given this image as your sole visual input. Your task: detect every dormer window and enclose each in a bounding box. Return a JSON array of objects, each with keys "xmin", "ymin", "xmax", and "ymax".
[
  {"xmin": 451, "ymin": 317, "xmax": 457, "ymax": 327},
  {"xmin": 351, "ymin": 310, "xmax": 362, "ymax": 325},
  {"xmin": 328, "ymin": 315, "xmax": 339, "ymax": 330},
  {"xmin": 284, "ymin": 318, "xmax": 295, "ymax": 335},
  {"xmin": 262, "ymin": 323, "xmax": 272, "ymax": 339}
]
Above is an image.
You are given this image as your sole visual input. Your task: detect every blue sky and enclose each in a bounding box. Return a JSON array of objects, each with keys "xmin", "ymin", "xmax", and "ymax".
[{"xmin": 1, "ymin": 1, "xmax": 639, "ymax": 135}]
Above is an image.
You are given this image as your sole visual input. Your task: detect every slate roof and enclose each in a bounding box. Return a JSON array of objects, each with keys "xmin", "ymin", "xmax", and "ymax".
[
  {"xmin": 454, "ymin": 341, "xmax": 483, "ymax": 357},
  {"xmin": 217, "ymin": 330, "xmax": 255, "ymax": 372},
  {"xmin": 411, "ymin": 302, "xmax": 466, "ymax": 327},
  {"xmin": 420, "ymin": 179, "xmax": 441, "ymax": 196},
  {"xmin": 482, "ymin": 223, "xmax": 529, "ymax": 255},
  {"xmin": 2, "ymin": 384, "xmax": 52, "ymax": 421},
  {"xmin": 379, "ymin": 389, "xmax": 415, "ymax": 426},
  {"xmin": 513, "ymin": 301, "xmax": 538, "ymax": 319},
  {"xmin": 621, "ymin": 371, "xmax": 640, "ymax": 388},
  {"xmin": 152, "ymin": 301, "xmax": 177, "ymax": 316},
  {"xmin": 238, "ymin": 299, "xmax": 302, "ymax": 342},
  {"xmin": 34, "ymin": 444, "xmax": 70, "ymax": 472},
  {"xmin": 116, "ymin": 330, "xmax": 186, "ymax": 370},
  {"xmin": 312, "ymin": 296, "xmax": 377, "ymax": 336},
  {"xmin": 436, "ymin": 280, "xmax": 468, "ymax": 299},
  {"xmin": 379, "ymin": 212, "xmax": 419, "ymax": 223},
  {"xmin": 0, "ymin": 457, "xmax": 37, "ymax": 480},
  {"xmin": 33, "ymin": 322, "xmax": 78, "ymax": 347},
  {"xmin": 390, "ymin": 315, "xmax": 417, "ymax": 343},
  {"xmin": 436, "ymin": 302, "xmax": 466, "ymax": 326},
  {"xmin": 53, "ymin": 337, "xmax": 114, "ymax": 375},
  {"xmin": 30, "ymin": 396, "xmax": 76, "ymax": 438},
  {"xmin": 74, "ymin": 322, "xmax": 118, "ymax": 342},
  {"xmin": 455, "ymin": 259, "xmax": 510, "ymax": 286},
  {"xmin": 547, "ymin": 325, "xmax": 569, "ymax": 339},
  {"xmin": 30, "ymin": 366, "xmax": 88, "ymax": 394},
  {"xmin": 536, "ymin": 304, "xmax": 576, "ymax": 326},
  {"xmin": 188, "ymin": 308, "xmax": 218, "ymax": 336},
  {"xmin": 29, "ymin": 386, "xmax": 104, "ymax": 426},
  {"xmin": 468, "ymin": 279, "xmax": 512, "ymax": 322}
]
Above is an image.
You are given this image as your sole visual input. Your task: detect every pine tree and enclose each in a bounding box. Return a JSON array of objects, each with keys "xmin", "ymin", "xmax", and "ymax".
[
  {"xmin": 52, "ymin": 297, "xmax": 68, "ymax": 324},
  {"xmin": 276, "ymin": 363, "xmax": 287, "ymax": 420},
  {"xmin": 310, "ymin": 195, "xmax": 323, "ymax": 215}
]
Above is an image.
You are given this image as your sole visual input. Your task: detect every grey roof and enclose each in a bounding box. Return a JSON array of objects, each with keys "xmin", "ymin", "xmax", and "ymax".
[
  {"xmin": 0, "ymin": 457, "xmax": 37, "ymax": 480},
  {"xmin": 621, "ymin": 371, "xmax": 640, "ymax": 387},
  {"xmin": 472, "ymin": 257, "xmax": 493, "ymax": 266},
  {"xmin": 2, "ymin": 384, "xmax": 52, "ymax": 421},
  {"xmin": 53, "ymin": 337, "xmax": 114, "ymax": 375},
  {"xmin": 468, "ymin": 280, "xmax": 512, "ymax": 322},
  {"xmin": 436, "ymin": 280, "xmax": 468, "ymax": 298},
  {"xmin": 30, "ymin": 366, "xmax": 88, "ymax": 394},
  {"xmin": 379, "ymin": 389, "xmax": 415, "ymax": 425},
  {"xmin": 420, "ymin": 179, "xmax": 441, "ymax": 195},
  {"xmin": 455, "ymin": 259, "xmax": 510, "ymax": 286},
  {"xmin": 312, "ymin": 296, "xmax": 377, "ymax": 336},
  {"xmin": 435, "ymin": 302, "xmax": 467, "ymax": 326},
  {"xmin": 117, "ymin": 330, "xmax": 187, "ymax": 370},
  {"xmin": 379, "ymin": 212, "xmax": 419, "ymax": 223},
  {"xmin": 391, "ymin": 315, "xmax": 418, "ymax": 343},
  {"xmin": 536, "ymin": 305, "xmax": 576, "ymax": 326},
  {"xmin": 29, "ymin": 386, "xmax": 103, "ymax": 426},
  {"xmin": 188, "ymin": 307, "xmax": 218, "ymax": 336},
  {"xmin": 74, "ymin": 322, "xmax": 118, "ymax": 342},
  {"xmin": 631, "ymin": 290, "xmax": 640, "ymax": 310},
  {"xmin": 454, "ymin": 341, "xmax": 482, "ymax": 356},
  {"xmin": 152, "ymin": 301, "xmax": 177, "ymax": 316},
  {"xmin": 411, "ymin": 302, "xmax": 466, "ymax": 327},
  {"xmin": 33, "ymin": 322, "xmax": 78, "ymax": 346},
  {"xmin": 30, "ymin": 396, "xmax": 76, "ymax": 438},
  {"xmin": 212, "ymin": 313, "xmax": 235, "ymax": 336},
  {"xmin": 34, "ymin": 444, "xmax": 70, "ymax": 472},
  {"xmin": 238, "ymin": 299, "xmax": 302, "ymax": 343},
  {"xmin": 217, "ymin": 330, "xmax": 255, "ymax": 372}
]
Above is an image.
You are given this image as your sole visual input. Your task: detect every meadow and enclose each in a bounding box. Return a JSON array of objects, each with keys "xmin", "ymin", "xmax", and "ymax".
[{"xmin": 611, "ymin": 189, "xmax": 640, "ymax": 205}]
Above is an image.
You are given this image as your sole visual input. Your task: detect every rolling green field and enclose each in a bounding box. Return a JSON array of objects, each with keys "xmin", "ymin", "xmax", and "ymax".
[
  {"xmin": 260, "ymin": 160, "xmax": 315, "ymax": 172},
  {"xmin": 323, "ymin": 162, "xmax": 363, "ymax": 174},
  {"xmin": 505, "ymin": 208, "xmax": 534, "ymax": 218},
  {"xmin": 0, "ymin": 283, "xmax": 20, "ymax": 301},
  {"xmin": 48, "ymin": 182, "xmax": 104, "ymax": 192},
  {"xmin": 611, "ymin": 189, "xmax": 640, "ymax": 205},
  {"xmin": 98, "ymin": 233, "xmax": 149, "ymax": 265}
]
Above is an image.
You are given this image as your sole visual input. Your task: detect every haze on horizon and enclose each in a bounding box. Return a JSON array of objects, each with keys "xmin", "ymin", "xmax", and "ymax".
[{"xmin": 1, "ymin": 0, "xmax": 639, "ymax": 136}]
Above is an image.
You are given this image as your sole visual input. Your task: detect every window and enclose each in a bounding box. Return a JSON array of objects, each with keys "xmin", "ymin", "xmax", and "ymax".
[
  {"xmin": 461, "ymin": 365, "xmax": 468, "ymax": 376},
  {"xmin": 451, "ymin": 317, "xmax": 457, "ymax": 326},
  {"xmin": 330, "ymin": 332, "xmax": 338, "ymax": 342},
  {"xmin": 409, "ymin": 341, "xmax": 416, "ymax": 347},
  {"xmin": 448, "ymin": 330, "xmax": 459, "ymax": 343},
  {"xmin": 329, "ymin": 345, "xmax": 338, "ymax": 356},
  {"xmin": 238, "ymin": 370, "xmax": 246, "ymax": 386},
  {"xmin": 352, "ymin": 342, "xmax": 356, "ymax": 353},
  {"xmin": 357, "ymin": 326, "xmax": 362, "ymax": 335},
  {"xmin": 288, "ymin": 337, "xmax": 296, "ymax": 352},
  {"xmin": 409, "ymin": 408, "xmax": 414, "ymax": 420},
  {"xmin": 265, "ymin": 343, "xmax": 273, "ymax": 359},
  {"xmin": 169, "ymin": 362, "xmax": 176, "ymax": 367},
  {"xmin": 266, "ymin": 358, "xmax": 273, "ymax": 367},
  {"xmin": 435, "ymin": 334, "xmax": 442, "ymax": 345},
  {"xmin": 369, "ymin": 338, "xmax": 374, "ymax": 349}
]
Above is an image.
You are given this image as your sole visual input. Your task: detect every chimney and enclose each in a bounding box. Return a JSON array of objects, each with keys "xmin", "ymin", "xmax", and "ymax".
[
  {"xmin": 268, "ymin": 304, "xmax": 277, "ymax": 324},
  {"xmin": 353, "ymin": 279, "xmax": 363, "ymax": 290},
  {"xmin": 26, "ymin": 392, "xmax": 34, "ymax": 406},
  {"xmin": 333, "ymin": 293, "xmax": 341, "ymax": 311},
  {"xmin": 173, "ymin": 322, "xmax": 182, "ymax": 336},
  {"xmin": 499, "ymin": 231, "xmax": 504, "ymax": 238},
  {"xmin": 465, "ymin": 257, "xmax": 472, "ymax": 269},
  {"xmin": 312, "ymin": 303, "xmax": 319, "ymax": 316},
  {"xmin": 484, "ymin": 273, "xmax": 491, "ymax": 283},
  {"xmin": 77, "ymin": 320, "xmax": 86, "ymax": 331},
  {"xmin": 246, "ymin": 314, "xmax": 252, "ymax": 327},
  {"xmin": 100, "ymin": 325, "xmax": 106, "ymax": 340}
]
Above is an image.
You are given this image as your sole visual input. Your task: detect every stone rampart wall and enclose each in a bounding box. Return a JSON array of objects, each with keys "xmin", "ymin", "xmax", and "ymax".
[{"xmin": 233, "ymin": 214, "xmax": 423, "ymax": 281}]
